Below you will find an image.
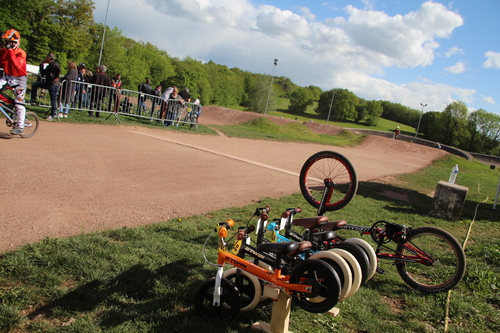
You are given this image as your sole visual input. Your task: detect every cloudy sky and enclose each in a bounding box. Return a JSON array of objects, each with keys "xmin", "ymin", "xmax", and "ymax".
[{"xmin": 92, "ymin": 0, "xmax": 500, "ymax": 114}]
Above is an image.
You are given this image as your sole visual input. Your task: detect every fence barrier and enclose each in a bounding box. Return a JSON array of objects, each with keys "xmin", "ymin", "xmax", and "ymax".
[{"xmin": 28, "ymin": 77, "xmax": 200, "ymax": 130}]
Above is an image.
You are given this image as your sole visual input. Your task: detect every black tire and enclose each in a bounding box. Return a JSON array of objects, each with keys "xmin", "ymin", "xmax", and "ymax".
[
  {"xmin": 396, "ymin": 227, "xmax": 466, "ymax": 293},
  {"xmin": 289, "ymin": 259, "xmax": 341, "ymax": 313},
  {"xmin": 299, "ymin": 151, "xmax": 357, "ymax": 212},
  {"xmin": 223, "ymin": 268, "xmax": 262, "ymax": 311},
  {"xmin": 20, "ymin": 111, "xmax": 39, "ymax": 138},
  {"xmin": 193, "ymin": 277, "xmax": 241, "ymax": 320},
  {"xmin": 334, "ymin": 242, "xmax": 371, "ymax": 285}
]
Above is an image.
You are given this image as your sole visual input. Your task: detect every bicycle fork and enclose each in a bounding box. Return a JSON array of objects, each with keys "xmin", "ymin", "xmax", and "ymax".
[{"xmin": 213, "ymin": 265, "xmax": 224, "ymax": 307}]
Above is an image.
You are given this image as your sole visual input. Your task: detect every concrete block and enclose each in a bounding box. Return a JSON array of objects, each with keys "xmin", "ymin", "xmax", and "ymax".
[{"xmin": 429, "ymin": 180, "xmax": 468, "ymax": 221}]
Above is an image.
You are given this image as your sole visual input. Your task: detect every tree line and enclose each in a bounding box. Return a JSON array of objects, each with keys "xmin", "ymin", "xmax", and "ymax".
[{"xmin": 2, "ymin": 0, "xmax": 498, "ymax": 155}]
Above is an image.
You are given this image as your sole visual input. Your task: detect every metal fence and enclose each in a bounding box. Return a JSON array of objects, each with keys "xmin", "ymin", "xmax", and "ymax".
[{"xmin": 29, "ymin": 77, "xmax": 200, "ymax": 130}]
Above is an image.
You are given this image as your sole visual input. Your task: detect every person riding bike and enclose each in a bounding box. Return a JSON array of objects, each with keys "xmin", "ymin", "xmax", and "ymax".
[
  {"xmin": 0, "ymin": 29, "xmax": 27, "ymax": 135},
  {"xmin": 393, "ymin": 126, "xmax": 400, "ymax": 139}
]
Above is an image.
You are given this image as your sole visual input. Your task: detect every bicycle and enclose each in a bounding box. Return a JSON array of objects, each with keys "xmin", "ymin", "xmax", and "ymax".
[
  {"xmin": 194, "ymin": 218, "xmax": 342, "ymax": 320},
  {"xmin": 299, "ymin": 151, "xmax": 467, "ymax": 293},
  {"xmin": 1, "ymin": 87, "xmax": 39, "ymax": 138}
]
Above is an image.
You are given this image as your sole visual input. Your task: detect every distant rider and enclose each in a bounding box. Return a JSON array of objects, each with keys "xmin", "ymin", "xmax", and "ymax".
[
  {"xmin": 393, "ymin": 126, "xmax": 400, "ymax": 139},
  {"xmin": 0, "ymin": 29, "xmax": 27, "ymax": 135}
]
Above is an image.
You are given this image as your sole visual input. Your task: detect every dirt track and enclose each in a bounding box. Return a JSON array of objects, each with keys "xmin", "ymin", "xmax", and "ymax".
[{"xmin": 0, "ymin": 107, "xmax": 449, "ymax": 252}]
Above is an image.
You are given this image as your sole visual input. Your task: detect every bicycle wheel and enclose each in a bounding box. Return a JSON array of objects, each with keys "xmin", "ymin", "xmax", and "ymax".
[
  {"xmin": 334, "ymin": 242, "xmax": 370, "ymax": 285},
  {"xmin": 309, "ymin": 250, "xmax": 352, "ymax": 301},
  {"xmin": 289, "ymin": 259, "xmax": 341, "ymax": 313},
  {"xmin": 193, "ymin": 277, "xmax": 241, "ymax": 320},
  {"xmin": 20, "ymin": 111, "xmax": 39, "ymax": 138},
  {"xmin": 223, "ymin": 268, "xmax": 262, "ymax": 311},
  {"xmin": 299, "ymin": 151, "xmax": 358, "ymax": 212},
  {"xmin": 328, "ymin": 248, "xmax": 363, "ymax": 299},
  {"xmin": 345, "ymin": 238, "xmax": 378, "ymax": 280},
  {"xmin": 396, "ymin": 227, "xmax": 466, "ymax": 293}
]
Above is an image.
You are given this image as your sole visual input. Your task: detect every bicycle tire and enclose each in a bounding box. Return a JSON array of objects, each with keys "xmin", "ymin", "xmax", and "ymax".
[
  {"xmin": 20, "ymin": 111, "xmax": 39, "ymax": 138},
  {"xmin": 328, "ymin": 248, "xmax": 363, "ymax": 299},
  {"xmin": 309, "ymin": 250, "xmax": 352, "ymax": 301},
  {"xmin": 289, "ymin": 259, "xmax": 341, "ymax": 313},
  {"xmin": 333, "ymin": 242, "xmax": 371, "ymax": 285},
  {"xmin": 396, "ymin": 227, "xmax": 466, "ymax": 293},
  {"xmin": 345, "ymin": 238, "xmax": 378, "ymax": 280},
  {"xmin": 299, "ymin": 151, "xmax": 358, "ymax": 212},
  {"xmin": 193, "ymin": 277, "xmax": 241, "ymax": 320},
  {"xmin": 223, "ymin": 268, "xmax": 262, "ymax": 311}
]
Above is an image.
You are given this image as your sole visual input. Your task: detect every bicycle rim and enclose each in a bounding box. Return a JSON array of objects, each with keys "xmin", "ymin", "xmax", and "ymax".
[
  {"xmin": 193, "ymin": 277, "xmax": 241, "ymax": 320},
  {"xmin": 223, "ymin": 268, "xmax": 262, "ymax": 311},
  {"xmin": 396, "ymin": 227, "xmax": 466, "ymax": 293},
  {"xmin": 20, "ymin": 112, "xmax": 39, "ymax": 138},
  {"xmin": 289, "ymin": 259, "xmax": 340, "ymax": 313},
  {"xmin": 299, "ymin": 151, "xmax": 358, "ymax": 211}
]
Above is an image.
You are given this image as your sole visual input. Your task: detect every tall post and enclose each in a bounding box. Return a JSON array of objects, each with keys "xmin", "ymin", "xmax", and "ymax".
[
  {"xmin": 415, "ymin": 103, "xmax": 427, "ymax": 138},
  {"xmin": 98, "ymin": 0, "xmax": 111, "ymax": 66},
  {"xmin": 326, "ymin": 91, "xmax": 335, "ymax": 125},
  {"xmin": 264, "ymin": 59, "xmax": 278, "ymax": 115}
]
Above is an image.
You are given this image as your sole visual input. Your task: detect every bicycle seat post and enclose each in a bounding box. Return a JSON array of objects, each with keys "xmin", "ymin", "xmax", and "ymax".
[{"xmin": 317, "ymin": 178, "xmax": 334, "ymax": 216}]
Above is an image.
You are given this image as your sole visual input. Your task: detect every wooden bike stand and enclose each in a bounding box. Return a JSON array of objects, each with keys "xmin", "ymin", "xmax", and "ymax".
[{"xmin": 251, "ymin": 285, "xmax": 340, "ymax": 333}]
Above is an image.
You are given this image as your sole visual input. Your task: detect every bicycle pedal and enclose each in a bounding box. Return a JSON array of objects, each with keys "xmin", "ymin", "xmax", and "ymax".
[{"xmin": 376, "ymin": 266, "xmax": 385, "ymax": 274}]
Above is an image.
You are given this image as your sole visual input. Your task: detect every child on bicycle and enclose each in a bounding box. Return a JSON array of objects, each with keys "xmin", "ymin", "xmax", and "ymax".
[{"xmin": 0, "ymin": 29, "xmax": 27, "ymax": 135}]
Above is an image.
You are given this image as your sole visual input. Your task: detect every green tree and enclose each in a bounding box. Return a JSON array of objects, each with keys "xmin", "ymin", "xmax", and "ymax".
[
  {"xmin": 316, "ymin": 88, "xmax": 359, "ymax": 121},
  {"xmin": 442, "ymin": 101, "xmax": 470, "ymax": 147},
  {"xmin": 467, "ymin": 109, "xmax": 500, "ymax": 154},
  {"xmin": 288, "ymin": 87, "xmax": 313, "ymax": 114},
  {"xmin": 365, "ymin": 100, "xmax": 383, "ymax": 126}
]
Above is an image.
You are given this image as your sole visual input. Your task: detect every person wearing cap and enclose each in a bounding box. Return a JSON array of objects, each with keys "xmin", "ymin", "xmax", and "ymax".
[{"xmin": 0, "ymin": 29, "xmax": 27, "ymax": 135}]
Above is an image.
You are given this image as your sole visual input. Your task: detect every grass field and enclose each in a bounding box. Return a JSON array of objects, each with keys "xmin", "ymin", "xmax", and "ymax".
[{"xmin": 1, "ymin": 107, "xmax": 498, "ymax": 333}]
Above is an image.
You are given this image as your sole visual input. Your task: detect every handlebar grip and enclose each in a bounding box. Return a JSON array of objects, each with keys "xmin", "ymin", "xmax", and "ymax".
[{"xmin": 260, "ymin": 212, "xmax": 268, "ymax": 221}]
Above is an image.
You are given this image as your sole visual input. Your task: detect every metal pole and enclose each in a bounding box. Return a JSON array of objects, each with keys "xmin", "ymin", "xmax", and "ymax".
[
  {"xmin": 264, "ymin": 59, "xmax": 278, "ymax": 115},
  {"xmin": 98, "ymin": 0, "xmax": 111, "ymax": 66},
  {"xmin": 415, "ymin": 103, "xmax": 427, "ymax": 138},
  {"xmin": 326, "ymin": 91, "xmax": 335, "ymax": 125}
]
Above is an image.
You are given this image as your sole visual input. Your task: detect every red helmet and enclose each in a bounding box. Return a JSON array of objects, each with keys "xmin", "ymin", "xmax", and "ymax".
[{"xmin": 2, "ymin": 29, "xmax": 21, "ymax": 50}]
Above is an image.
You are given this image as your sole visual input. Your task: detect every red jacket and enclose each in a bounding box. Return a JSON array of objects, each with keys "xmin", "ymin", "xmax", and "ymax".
[{"xmin": 0, "ymin": 47, "xmax": 27, "ymax": 77}]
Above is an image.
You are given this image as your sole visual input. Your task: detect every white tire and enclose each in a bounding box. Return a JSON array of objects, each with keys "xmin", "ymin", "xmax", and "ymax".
[
  {"xmin": 345, "ymin": 238, "xmax": 378, "ymax": 280},
  {"xmin": 309, "ymin": 251, "xmax": 352, "ymax": 301},
  {"xmin": 329, "ymin": 248, "xmax": 362, "ymax": 299}
]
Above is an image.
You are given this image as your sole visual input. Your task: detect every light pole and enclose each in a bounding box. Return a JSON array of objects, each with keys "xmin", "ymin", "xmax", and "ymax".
[
  {"xmin": 264, "ymin": 58, "xmax": 278, "ymax": 115},
  {"xmin": 326, "ymin": 91, "xmax": 335, "ymax": 125},
  {"xmin": 415, "ymin": 103, "xmax": 427, "ymax": 138},
  {"xmin": 98, "ymin": 0, "xmax": 111, "ymax": 66}
]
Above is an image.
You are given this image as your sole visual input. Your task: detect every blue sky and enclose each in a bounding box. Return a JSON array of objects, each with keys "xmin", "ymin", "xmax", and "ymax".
[{"xmin": 92, "ymin": 0, "xmax": 500, "ymax": 114}]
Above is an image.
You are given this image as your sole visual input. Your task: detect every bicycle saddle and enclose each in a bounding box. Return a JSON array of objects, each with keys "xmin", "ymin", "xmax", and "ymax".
[
  {"xmin": 292, "ymin": 216, "xmax": 328, "ymax": 229},
  {"xmin": 257, "ymin": 241, "xmax": 299, "ymax": 256}
]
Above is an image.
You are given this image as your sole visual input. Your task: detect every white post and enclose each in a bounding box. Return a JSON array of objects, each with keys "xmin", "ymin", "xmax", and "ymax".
[
  {"xmin": 415, "ymin": 103, "xmax": 427, "ymax": 138},
  {"xmin": 494, "ymin": 177, "xmax": 500, "ymax": 210},
  {"xmin": 327, "ymin": 91, "xmax": 335, "ymax": 125},
  {"xmin": 98, "ymin": 0, "xmax": 111, "ymax": 66}
]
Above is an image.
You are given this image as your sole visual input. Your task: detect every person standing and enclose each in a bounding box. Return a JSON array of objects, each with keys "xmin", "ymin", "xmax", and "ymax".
[
  {"xmin": 179, "ymin": 87, "xmax": 191, "ymax": 103},
  {"xmin": 0, "ymin": 29, "xmax": 27, "ymax": 135},
  {"xmin": 59, "ymin": 61, "xmax": 78, "ymax": 118},
  {"xmin": 150, "ymin": 84, "xmax": 162, "ymax": 118},
  {"xmin": 74, "ymin": 63, "xmax": 88, "ymax": 108},
  {"xmin": 137, "ymin": 78, "xmax": 152, "ymax": 116},
  {"xmin": 88, "ymin": 65, "xmax": 112, "ymax": 118},
  {"xmin": 30, "ymin": 53, "xmax": 61, "ymax": 121}
]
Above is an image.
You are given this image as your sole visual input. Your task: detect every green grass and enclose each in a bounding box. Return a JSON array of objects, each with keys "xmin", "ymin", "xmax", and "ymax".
[
  {"xmin": 0, "ymin": 152, "xmax": 499, "ymax": 332},
  {"xmin": 211, "ymin": 117, "xmax": 366, "ymax": 146}
]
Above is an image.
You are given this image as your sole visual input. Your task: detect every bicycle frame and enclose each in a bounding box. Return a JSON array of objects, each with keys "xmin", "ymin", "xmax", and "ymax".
[
  {"xmin": 211, "ymin": 220, "xmax": 314, "ymax": 306},
  {"xmin": 337, "ymin": 224, "xmax": 434, "ymax": 265}
]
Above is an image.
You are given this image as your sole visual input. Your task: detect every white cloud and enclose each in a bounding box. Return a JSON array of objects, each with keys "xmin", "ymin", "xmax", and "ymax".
[
  {"xmin": 95, "ymin": 0, "xmax": 468, "ymax": 111},
  {"xmin": 445, "ymin": 61, "xmax": 466, "ymax": 74},
  {"xmin": 482, "ymin": 96, "xmax": 495, "ymax": 104},
  {"xmin": 444, "ymin": 47, "xmax": 464, "ymax": 57},
  {"xmin": 484, "ymin": 51, "xmax": 500, "ymax": 69}
]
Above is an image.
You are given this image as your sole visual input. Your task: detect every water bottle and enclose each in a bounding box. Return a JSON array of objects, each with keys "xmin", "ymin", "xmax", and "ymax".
[{"xmin": 448, "ymin": 164, "xmax": 459, "ymax": 184}]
